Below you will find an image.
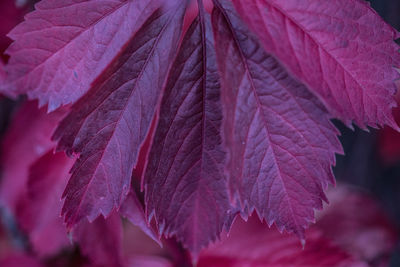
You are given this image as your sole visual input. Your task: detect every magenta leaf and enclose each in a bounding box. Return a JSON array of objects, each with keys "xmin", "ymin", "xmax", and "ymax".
[
  {"xmin": 232, "ymin": 0, "xmax": 400, "ymax": 129},
  {"xmin": 16, "ymin": 150, "xmax": 73, "ymax": 256},
  {"xmin": 73, "ymin": 212, "xmax": 123, "ymax": 267},
  {"xmin": 212, "ymin": 0, "xmax": 342, "ymax": 237},
  {"xmin": 144, "ymin": 2, "xmax": 232, "ymax": 256},
  {"xmin": 317, "ymin": 185, "xmax": 398, "ymax": 266},
  {"xmin": 0, "ymin": 101, "xmax": 66, "ymax": 211},
  {"xmin": 4, "ymin": 0, "xmax": 165, "ymax": 111},
  {"xmin": 198, "ymin": 215, "xmax": 368, "ymax": 267},
  {"xmin": 0, "ymin": 255, "xmax": 45, "ymax": 267},
  {"xmin": 127, "ymin": 256, "xmax": 172, "ymax": 267},
  {"xmin": 53, "ymin": 1, "xmax": 186, "ymax": 228}
]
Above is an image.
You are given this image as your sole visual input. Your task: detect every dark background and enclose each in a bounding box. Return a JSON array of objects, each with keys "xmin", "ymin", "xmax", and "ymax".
[{"xmin": 336, "ymin": 1, "xmax": 400, "ymax": 266}]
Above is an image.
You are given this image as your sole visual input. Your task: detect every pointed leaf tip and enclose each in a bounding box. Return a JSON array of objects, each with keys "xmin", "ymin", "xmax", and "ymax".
[
  {"xmin": 144, "ymin": 8, "xmax": 232, "ymax": 256},
  {"xmin": 213, "ymin": 0, "xmax": 341, "ymax": 238}
]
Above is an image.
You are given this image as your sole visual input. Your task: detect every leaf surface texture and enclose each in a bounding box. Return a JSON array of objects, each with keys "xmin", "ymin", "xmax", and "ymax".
[
  {"xmin": 213, "ymin": 0, "xmax": 342, "ymax": 237},
  {"xmin": 232, "ymin": 0, "xmax": 400, "ymax": 128},
  {"xmin": 53, "ymin": 1, "xmax": 186, "ymax": 227},
  {"xmin": 5, "ymin": 0, "xmax": 164, "ymax": 110},
  {"xmin": 144, "ymin": 3, "xmax": 232, "ymax": 255}
]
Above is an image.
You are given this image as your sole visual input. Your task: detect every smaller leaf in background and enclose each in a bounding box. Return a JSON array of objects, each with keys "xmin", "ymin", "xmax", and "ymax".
[
  {"xmin": 119, "ymin": 191, "xmax": 159, "ymax": 245},
  {"xmin": 53, "ymin": 0, "xmax": 186, "ymax": 229},
  {"xmin": 0, "ymin": 255, "xmax": 44, "ymax": 267},
  {"xmin": 212, "ymin": 0, "xmax": 342, "ymax": 238},
  {"xmin": 144, "ymin": 1, "xmax": 232, "ymax": 257},
  {"xmin": 198, "ymin": 215, "xmax": 368, "ymax": 267},
  {"xmin": 122, "ymin": 220, "xmax": 171, "ymax": 267},
  {"xmin": 317, "ymin": 185, "xmax": 398, "ymax": 266},
  {"xmin": 16, "ymin": 150, "xmax": 73, "ymax": 256},
  {"xmin": 0, "ymin": 101, "xmax": 67, "ymax": 212},
  {"xmin": 0, "ymin": 218, "xmax": 13, "ymax": 260},
  {"xmin": 127, "ymin": 256, "xmax": 172, "ymax": 267},
  {"xmin": 73, "ymin": 212, "xmax": 123, "ymax": 267},
  {"xmin": 4, "ymin": 0, "xmax": 166, "ymax": 110},
  {"xmin": 232, "ymin": 0, "xmax": 400, "ymax": 129}
]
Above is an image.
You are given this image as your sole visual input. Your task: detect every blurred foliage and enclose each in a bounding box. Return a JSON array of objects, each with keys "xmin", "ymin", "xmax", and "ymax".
[{"xmin": 336, "ymin": 1, "xmax": 400, "ymax": 266}]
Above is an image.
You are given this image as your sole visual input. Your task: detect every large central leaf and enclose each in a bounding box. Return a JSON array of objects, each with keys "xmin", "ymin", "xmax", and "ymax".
[{"xmin": 144, "ymin": 2, "xmax": 232, "ymax": 256}]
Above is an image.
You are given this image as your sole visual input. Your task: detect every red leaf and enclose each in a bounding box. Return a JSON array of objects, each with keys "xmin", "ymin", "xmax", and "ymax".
[
  {"xmin": 198, "ymin": 215, "xmax": 368, "ymax": 267},
  {"xmin": 16, "ymin": 150, "xmax": 73, "ymax": 256},
  {"xmin": 232, "ymin": 0, "xmax": 400, "ymax": 129},
  {"xmin": 4, "ymin": 0, "xmax": 165, "ymax": 111},
  {"xmin": 144, "ymin": 2, "xmax": 232, "ymax": 257},
  {"xmin": 0, "ymin": 101, "xmax": 66, "ymax": 211},
  {"xmin": 212, "ymin": 0, "xmax": 342, "ymax": 237},
  {"xmin": 73, "ymin": 212, "xmax": 123, "ymax": 267},
  {"xmin": 3, "ymin": 0, "xmax": 398, "ymax": 259},
  {"xmin": 53, "ymin": 2, "xmax": 186, "ymax": 228}
]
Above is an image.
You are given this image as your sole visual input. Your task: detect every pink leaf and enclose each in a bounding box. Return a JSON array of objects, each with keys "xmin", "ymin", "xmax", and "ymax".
[
  {"xmin": 198, "ymin": 215, "xmax": 368, "ymax": 267},
  {"xmin": 144, "ymin": 2, "xmax": 232, "ymax": 257},
  {"xmin": 16, "ymin": 150, "xmax": 73, "ymax": 256},
  {"xmin": 53, "ymin": 1, "xmax": 186, "ymax": 228},
  {"xmin": 4, "ymin": 0, "xmax": 165, "ymax": 111},
  {"xmin": 0, "ymin": 101, "xmax": 66, "ymax": 211},
  {"xmin": 232, "ymin": 0, "xmax": 400, "ymax": 129},
  {"xmin": 317, "ymin": 185, "xmax": 398, "ymax": 266},
  {"xmin": 73, "ymin": 212, "xmax": 123, "ymax": 267},
  {"xmin": 212, "ymin": 0, "xmax": 342, "ymax": 237},
  {"xmin": 0, "ymin": 255, "xmax": 45, "ymax": 267}
]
